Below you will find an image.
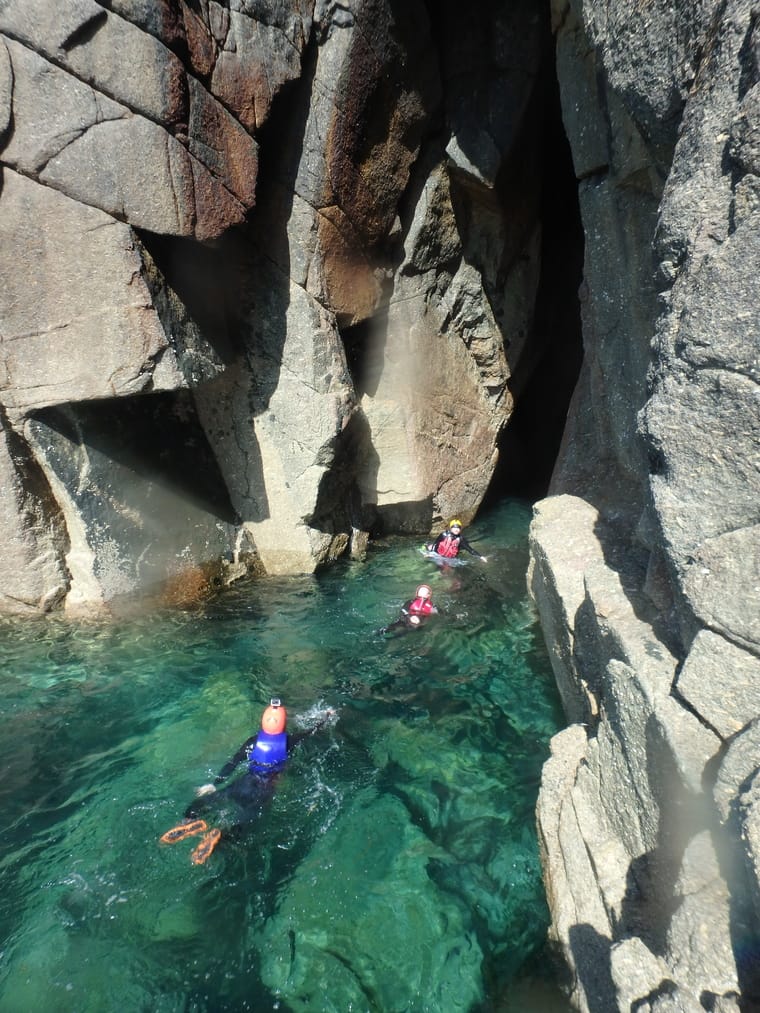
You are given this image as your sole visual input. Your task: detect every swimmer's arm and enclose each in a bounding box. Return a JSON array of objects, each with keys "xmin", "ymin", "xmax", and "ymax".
[
  {"xmin": 459, "ymin": 535, "xmax": 487, "ymax": 561},
  {"xmin": 288, "ymin": 710, "xmax": 337, "ymax": 751},
  {"xmin": 215, "ymin": 735, "xmax": 257, "ymax": 781},
  {"xmin": 195, "ymin": 734, "xmax": 258, "ymax": 795}
]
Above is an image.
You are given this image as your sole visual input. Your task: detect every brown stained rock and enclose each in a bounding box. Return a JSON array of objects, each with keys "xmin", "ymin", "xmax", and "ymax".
[
  {"xmin": 0, "ymin": 4, "xmax": 258, "ymax": 239},
  {"xmin": 324, "ymin": 4, "xmax": 437, "ymax": 249},
  {"xmin": 181, "ymin": 2, "xmax": 217, "ymax": 80},
  {"xmin": 314, "ymin": 205, "xmax": 381, "ymax": 326},
  {"xmin": 186, "ymin": 74, "xmax": 258, "ymax": 207},
  {"xmin": 1, "ymin": 0, "xmax": 188, "ymax": 129},
  {"xmin": 211, "ymin": 52, "xmax": 269, "ymax": 135},
  {"xmin": 190, "ymin": 155, "xmax": 253, "ymax": 242},
  {"xmin": 209, "ymin": 6, "xmax": 312, "ymax": 134},
  {"xmin": 104, "ymin": 0, "xmax": 187, "ymax": 55},
  {"xmin": 1, "ymin": 53, "xmax": 254, "ymax": 242},
  {"xmin": 159, "ymin": 564, "xmax": 213, "ymax": 608}
]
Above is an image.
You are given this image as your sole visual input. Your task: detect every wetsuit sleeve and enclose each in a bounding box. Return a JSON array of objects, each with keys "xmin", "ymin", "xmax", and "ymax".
[
  {"xmin": 399, "ymin": 599, "xmax": 414, "ymax": 614},
  {"xmin": 458, "ymin": 535, "xmax": 481, "ymax": 557},
  {"xmin": 287, "ymin": 715, "xmax": 334, "ymax": 752},
  {"xmin": 213, "ymin": 734, "xmax": 257, "ymax": 784}
]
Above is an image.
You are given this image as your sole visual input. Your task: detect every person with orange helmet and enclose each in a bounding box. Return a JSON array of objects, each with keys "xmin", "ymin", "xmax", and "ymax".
[
  {"xmin": 159, "ymin": 699, "xmax": 336, "ymax": 864},
  {"xmin": 426, "ymin": 519, "xmax": 487, "ymax": 562},
  {"xmin": 378, "ymin": 584, "xmax": 439, "ymax": 636}
]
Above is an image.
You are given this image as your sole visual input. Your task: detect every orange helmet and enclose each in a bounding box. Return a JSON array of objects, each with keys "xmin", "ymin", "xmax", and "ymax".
[
  {"xmin": 261, "ymin": 698, "xmax": 287, "ymax": 734},
  {"xmin": 416, "ymin": 584, "xmax": 432, "ymax": 599}
]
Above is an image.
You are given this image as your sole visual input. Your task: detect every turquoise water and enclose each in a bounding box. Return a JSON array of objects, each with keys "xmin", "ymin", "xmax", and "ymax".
[{"xmin": 0, "ymin": 499, "xmax": 568, "ymax": 1012}]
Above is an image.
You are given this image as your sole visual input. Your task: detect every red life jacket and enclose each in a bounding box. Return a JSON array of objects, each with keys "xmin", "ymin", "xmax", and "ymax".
[
  {"xmin": 409, "ymin": 597, "xmax": 434, "ymax": 615},
  {"xmin": 436, "ymin": 533, "xmax": 460, "ymax": 558}
]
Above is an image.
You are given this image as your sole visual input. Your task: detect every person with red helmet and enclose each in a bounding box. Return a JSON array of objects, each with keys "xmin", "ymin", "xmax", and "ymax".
[
  {"xmin": 378, "ymin": 584, "xmax": 439, "ymax": 636},
  {"xmin": 426, "ymin": 519, "xmax": 487, "ymax": 562},
  {"xmin": 159, "ymin": 699, "xmax": 336, "ymax": 864}
]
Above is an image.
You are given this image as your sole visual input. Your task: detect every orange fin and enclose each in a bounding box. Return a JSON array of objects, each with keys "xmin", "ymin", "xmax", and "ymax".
[
  {"xmin": 191, "ymin": 828, "xmax": 222, "ymax": 865},
  {"xmin": 160, "ymin": 819, "xmax": 208, "ymax": 844}
]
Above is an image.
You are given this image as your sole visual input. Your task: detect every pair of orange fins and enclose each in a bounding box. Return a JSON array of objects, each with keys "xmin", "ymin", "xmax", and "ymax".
[{"xmin": 159, "ymin": 819, "xmax": 221, "ymax": 865}]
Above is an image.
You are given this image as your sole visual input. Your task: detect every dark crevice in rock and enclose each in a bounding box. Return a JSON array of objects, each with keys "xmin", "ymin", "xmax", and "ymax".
[
  {"xmin": 340, "ymin": 315, "xmax": 376, "ymax": 398},
  {"xmin": 484, "ymin": 49, "xmax": 584, "ymax": 506},
  {"xmin": 738, "ymin": 9, "xmax": 760, "ymax": 98},
  {"xmin": 134, "ymin": 229, "xmax": 240, "ymax": 367},
  {"xmin": 28, "ymin": 394, "xmax": 239, "ymax": 526},
  {"xmin": 310, "ymin": 409, "xmax": 373, "ymax": 534}
]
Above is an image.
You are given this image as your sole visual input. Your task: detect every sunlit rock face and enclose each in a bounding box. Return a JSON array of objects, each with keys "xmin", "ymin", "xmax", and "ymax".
[
  {"xmin": 529, "ymin": 0, "xmax": 760, "ymax": 1009},
  {"xmin": 0, "ymin": 0, "xmax": 552, "ymax": 612}
]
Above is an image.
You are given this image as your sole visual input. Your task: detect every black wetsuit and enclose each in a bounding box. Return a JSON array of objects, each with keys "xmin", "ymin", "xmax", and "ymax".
[
  {"xmin": 430, "ymin": 530, "xmax": 481, "ymax": 558},
  {"xmin": 184, "ymin": 722, "xmax": 329, "ymax": 830}
]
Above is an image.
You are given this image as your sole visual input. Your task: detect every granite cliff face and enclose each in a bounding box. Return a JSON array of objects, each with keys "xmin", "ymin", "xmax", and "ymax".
[
  {"xmin": 528, "ymin": 0, "xmax": 760, "ymax": 1008},
  {"xmin": 0, "ymin": 0, "xmax": 556, "ymax": 613},
  {"xmin": 1, "ymin": 0, "xmax": 758, "ymax": 1009}
]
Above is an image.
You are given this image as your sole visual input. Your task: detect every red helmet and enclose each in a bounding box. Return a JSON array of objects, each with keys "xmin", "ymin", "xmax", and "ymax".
[
  {"xmin": 416, "ymin": 584, "xmax": 432, "ymax": 599},
  {"xmin": 261, "ymin": 699, "xmax": 287, "ymax": 734}
]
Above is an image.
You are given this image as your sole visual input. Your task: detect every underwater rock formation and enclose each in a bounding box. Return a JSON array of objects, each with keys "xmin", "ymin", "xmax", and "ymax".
[
  {"xmin": 0, "ymin": 0, "xmax": 547, "ymax": 612},
  {"xmin": 529, "ymin": 0, "xmax": 760, "ymax": 1008}
]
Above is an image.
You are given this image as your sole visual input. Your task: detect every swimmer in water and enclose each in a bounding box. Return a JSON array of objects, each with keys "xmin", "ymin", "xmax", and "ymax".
[
  {"xmin": 159, "ymin": 699, "xmax": 336, "ymax": 864},
  {"xmin": 378, "ymin": 584, "xmax": 438, "ymax": 637},
  {"xmin": 426, "ymin": 519, "xmax": 487, "ymax": 562}
]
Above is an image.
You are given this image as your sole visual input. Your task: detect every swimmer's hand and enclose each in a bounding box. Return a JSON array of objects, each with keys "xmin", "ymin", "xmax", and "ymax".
[{"xmin": 195, "ymin": 783, "xmax": 216, "ymax": 797}]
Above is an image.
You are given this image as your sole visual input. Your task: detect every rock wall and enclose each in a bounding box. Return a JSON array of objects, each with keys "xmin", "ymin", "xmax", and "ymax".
[
  {"xmin": 529, "ymin": 0, "xmax": 760, "ymax": 1009},
  {"xmin": 0, "ymin": 0, "xmax": 552, "ymax": 614}
]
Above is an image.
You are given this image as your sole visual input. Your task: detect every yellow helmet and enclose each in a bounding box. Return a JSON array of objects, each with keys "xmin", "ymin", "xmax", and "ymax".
[{"xmin": 449, "ymin": 519, "xmax": 462, "ymax": 528}]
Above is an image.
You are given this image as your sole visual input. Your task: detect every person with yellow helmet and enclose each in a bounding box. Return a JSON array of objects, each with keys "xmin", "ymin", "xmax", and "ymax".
[
  {"xmin": 159, "ymin": 699, "xmax": 336, "ymax": 864},
  {"xmin": 426, "ymin": 519, "xmax": 488, "ymax": 562}
]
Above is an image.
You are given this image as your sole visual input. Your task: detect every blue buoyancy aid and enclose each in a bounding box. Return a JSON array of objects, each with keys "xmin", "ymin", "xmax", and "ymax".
[{"xmin": 248, "ymin": 730, "xmax": 288, "ymax": 771}]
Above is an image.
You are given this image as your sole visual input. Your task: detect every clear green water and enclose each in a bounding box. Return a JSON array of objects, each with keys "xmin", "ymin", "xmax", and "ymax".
[{"xmin": 0, "ymin": 499, "xmax": 568, "ymax": 1012}]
